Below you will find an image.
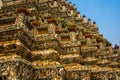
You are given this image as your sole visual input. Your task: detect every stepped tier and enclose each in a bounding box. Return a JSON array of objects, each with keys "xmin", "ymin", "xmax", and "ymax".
[{"xmin": 0, "ymin": 0, "xmax": 119, "ymax": 80}]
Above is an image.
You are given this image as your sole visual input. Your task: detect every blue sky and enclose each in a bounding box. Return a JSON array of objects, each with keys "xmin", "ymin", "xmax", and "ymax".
[{"xmin": 69, "ymin": 0, "xmax": 120, "ymax": 46}]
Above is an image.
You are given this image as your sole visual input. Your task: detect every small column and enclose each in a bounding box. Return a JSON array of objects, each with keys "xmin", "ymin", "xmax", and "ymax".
[
  {"xmin": 62, "ymin": 5, "xmax": 66, "ymax": 12},
  {"xmin": 49, "ymin": 24, "xmax": 55, "ymax": 35},
  {"xmin": 70, "ymin": 32, "xmax": 76, "ymax": 42},
  {"xmin": 15, "ymin": 13, "xmax": 25, "ymax": 28},
  {"xmin": 78, "ymin": 31, "xmax": 84, "ymax": 39},
  {"xmin": 99, "ymin": 42, "xmax": 104, "ymax": 49},
  {"xmin": 82, "ymin": 15, "xmax": 87, "ymax": 23},
  {"xmin": 77, "ymin": 12, "xmax": 81, "ymax": 18},
  {"xmin": 86, "ymin": 38, "xmax": 91, "ymax": 45},
  {"xmin": 53, "ymin": 0, "xmax": 58, "ymax": 7},
  {"xmin": 15, "ymin": 7, "xmax": 29, "ymax": 28}
]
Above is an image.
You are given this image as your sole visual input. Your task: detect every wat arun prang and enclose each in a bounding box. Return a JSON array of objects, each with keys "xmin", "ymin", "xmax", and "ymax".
[{"xmin": 0, "ymin": 0, "xmax": 119, "ymax": 80}]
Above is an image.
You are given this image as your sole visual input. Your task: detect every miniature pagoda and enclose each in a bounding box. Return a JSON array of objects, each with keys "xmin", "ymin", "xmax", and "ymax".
[{"xmin": 0, "ymin": 0, "xmax": 120, "ymax": 80}]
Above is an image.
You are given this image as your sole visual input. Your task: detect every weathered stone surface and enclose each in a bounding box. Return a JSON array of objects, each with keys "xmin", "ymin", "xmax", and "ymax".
[{"xmin": 0, "ymin": 0, "xmax": 119, "ymax": 80}]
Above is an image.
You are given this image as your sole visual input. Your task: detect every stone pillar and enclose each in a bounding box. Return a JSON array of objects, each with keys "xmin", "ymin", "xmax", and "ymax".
[
  {"xmin": 49, "ymin": 24, "xmax": 55, "ymax": 35},
  {"xmin": 62, "ymin": 5, "xmax": 66, "ymax": 12},
  {"xmin": 48, "ymin": 23, "xmax": 56, "ymax": 39},
  {"xmin": 70, "ymin": 32, "xmax": 76, "ymax": 42},
  {"xmin": 99, "ymin": 42, "xmax": 104, "ymax": 49},
  {"xmin": 86, "ymin": 38, "xmax": 91, "ymax": 45},
  {"xmin": 15, "ymin": 13, "xmax": 25, "ymax": 28},
  {"xmin": 78, "ymin": 30, "xmax": 84, "ymax": 39},
  {"xmin": 53, "ymin": 0, "xmax": 58, "ymax": 7}
]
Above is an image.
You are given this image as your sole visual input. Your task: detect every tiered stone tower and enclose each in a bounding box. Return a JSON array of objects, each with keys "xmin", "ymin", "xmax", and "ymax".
[{"xmin": 0, "ymin": 0, "xmax": 120, "ymax": 80}]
